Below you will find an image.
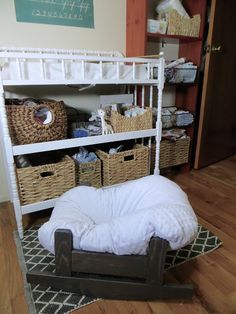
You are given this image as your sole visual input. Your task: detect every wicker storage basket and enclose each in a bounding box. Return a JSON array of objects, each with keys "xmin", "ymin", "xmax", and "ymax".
[
  {"xmin": 151, "ymin": 137, "xmax": 191, "ymax": 170},
  {"xmin": 96, "ymin": 145, "xmax": 149, "ymax": 186},
  {"xmin": 16, "ymin": 155, "xmax": 75, "ymax": 205},
  {"xmin": 110, "ymin": 108, "xmax": 152, "ymax": 133},
  {"xmin": 6, "ymin": 99, "xmax": 67, "ymax": 144},
  {"xmin": 75, "ymin": 160, "xmax": 102, "ymax": 188},
  {"xmin": 167, "ymin": 9, "xmax": 201, "ymax": 37}
]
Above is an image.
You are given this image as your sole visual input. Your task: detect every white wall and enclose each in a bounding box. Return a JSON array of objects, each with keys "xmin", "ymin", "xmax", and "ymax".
[
  {"xmin": 0, "ymin": 0, "xmax": 126, "ymax": 202},
  {"xmin": 0, "ymin": 1, "xmax": 126, "ymax": 52}
]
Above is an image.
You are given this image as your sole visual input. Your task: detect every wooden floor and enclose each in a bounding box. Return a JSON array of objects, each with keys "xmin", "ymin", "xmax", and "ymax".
[{"xmin": 0, "ymin": 155, "xmax": 235, "ymax": 314}]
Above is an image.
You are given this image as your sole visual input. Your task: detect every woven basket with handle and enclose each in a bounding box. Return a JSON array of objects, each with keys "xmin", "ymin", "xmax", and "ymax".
[
  {"xmin": 151, "ymin": 137, "xmax": 191, "ymax": 171},
  {"xmin": 110, "ymin": 108, "xmax": 152, "ymax": 133},
  {"xmin": 167, "ymin": 9, "xmax": 201, "ymax": 37},
  {"xmin": 96, "ymin": 144, "xmax": 149, "ymax": 186},
  {"xmin": 16, "ymin": 155, "xmax": 75, "ymax": 205},
  {"xmin": 6, "ymin": 98, "xmax": 67, "ymax": 144},
  {"xmin": 75, "ymin": 159, "xmax": 102, "ymax": 188}
]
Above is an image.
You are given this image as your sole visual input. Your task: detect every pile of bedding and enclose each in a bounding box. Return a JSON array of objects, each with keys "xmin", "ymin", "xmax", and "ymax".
[{"xmin": 39, "ymin": 175, "xmax": 198, "ymax": 255}]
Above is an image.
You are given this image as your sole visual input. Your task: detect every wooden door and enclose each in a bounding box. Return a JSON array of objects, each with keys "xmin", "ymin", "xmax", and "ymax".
[{"xmin": 194, "ymin": 0, "xmax": 236, "ymax": 169}]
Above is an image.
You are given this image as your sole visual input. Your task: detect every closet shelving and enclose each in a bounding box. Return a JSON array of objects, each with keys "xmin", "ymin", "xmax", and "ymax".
[
  {"xmin": 0, "ymin": 47, "xmax": 164, "ymax": 238},
  {"xmin": 126, "ymin": 0, "xmax": 207, "ymax": 169},
  {"xmin": 147, "ymin": 33, "xmax": 202, "ymax": 44}
]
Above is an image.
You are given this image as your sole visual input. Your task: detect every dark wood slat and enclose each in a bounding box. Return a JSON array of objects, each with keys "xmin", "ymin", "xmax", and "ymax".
[
  {"xmin": 55, "ymin": 229, "xmax": 72, "ymax": 276},
  {"xmin": 146, "ymin": 237, "xmax": 168, "ymax": 285},
  {"xmin": 72, "ymin": 250, "xmax": 148, "ymax": 279},
  {"xmin": 26, "ymin": 271, "xmax": 193, "ymax": 300},
  {"xmin": 28, "ymin": 230, "xmax": 193, "ymax": 300}
]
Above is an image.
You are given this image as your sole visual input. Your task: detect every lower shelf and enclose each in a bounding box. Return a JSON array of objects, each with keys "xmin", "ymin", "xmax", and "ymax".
[
  {"xmin": 13, "ymin": 129, "xmax": 157, "ymax": 155},
  {"xmin": 21, "ymin": 198, "xmax": 58, "ymax": 215}
]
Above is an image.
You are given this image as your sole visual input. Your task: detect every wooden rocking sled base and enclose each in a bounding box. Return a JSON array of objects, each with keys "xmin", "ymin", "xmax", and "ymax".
[{"xmin": 27, "ymin": 229, "xmax": 194, "ymax": 300}]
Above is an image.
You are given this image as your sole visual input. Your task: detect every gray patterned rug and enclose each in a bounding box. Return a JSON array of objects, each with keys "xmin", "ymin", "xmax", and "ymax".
[{"xmin": 14, "ymin": 224, "xmax": 222, "ymax": 314}]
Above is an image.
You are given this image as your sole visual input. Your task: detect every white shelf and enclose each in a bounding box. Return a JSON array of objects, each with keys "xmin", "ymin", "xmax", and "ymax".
[
  {"xmin": 21, "ymin": 198, "xmax": 58, "ymax": 215},
  {"xmin": 12, "ymin": 129, "xmax": 157, "ymax": 155}
]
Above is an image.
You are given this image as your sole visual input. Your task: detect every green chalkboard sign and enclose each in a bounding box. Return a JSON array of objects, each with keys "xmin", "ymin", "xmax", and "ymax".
[{"xmin": 14, "ymin": 0, "xmax": 94, "ymax": 28}]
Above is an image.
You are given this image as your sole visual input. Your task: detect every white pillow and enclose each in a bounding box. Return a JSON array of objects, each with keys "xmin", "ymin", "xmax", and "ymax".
[{"xmin": 38, "ymin": 175, "xmax": 198, "ymax": 255}]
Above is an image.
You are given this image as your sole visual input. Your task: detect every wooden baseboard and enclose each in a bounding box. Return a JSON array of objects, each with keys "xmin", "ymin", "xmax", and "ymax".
[{"xmin": 0, "ymin": 197, "xmax": 10, "ymax": 204}]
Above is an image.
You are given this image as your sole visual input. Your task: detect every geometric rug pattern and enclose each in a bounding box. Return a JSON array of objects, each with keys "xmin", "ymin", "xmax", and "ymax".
[
  {"xmin": 15, "ymin": 224, "xmax": 222, "ymax": 314},
  {"xmin": 165, "ymin": 224, "xmax": 222, "ymax": 269}
]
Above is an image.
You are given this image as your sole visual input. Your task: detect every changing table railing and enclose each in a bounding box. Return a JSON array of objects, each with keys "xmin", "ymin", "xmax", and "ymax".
[{"xmin": 0, "ymin": 47, "xmax": 163, "ymax": 86}]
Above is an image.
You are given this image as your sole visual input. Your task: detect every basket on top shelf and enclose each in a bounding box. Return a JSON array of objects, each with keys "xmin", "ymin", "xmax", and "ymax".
[
  {"xmin": 165, "ymin": 66, "xmax": 198, "ymax": 84},
  {"xmin": 75, "ymin": 159, "xmax": 102, "ymax": 188},
  {"xmin": 16, "ymin": 155, "xmax": 75, "ymax": 205},
  {"xmin": 110, "ymin": 108, "xmax": 152, "ymax": 133},
  {"xmin": 96, "ymin": 144, "xmax": 149, "ymax": 186},
  {"xmin": 151, "ymin": 137, "xmax": 191, "ymax": 171},
  {"xmin": 6, "ymin": 98, "xmax": 67, "ymax": 145},
  {"xmin": 167, "ymin": 9, "xmax": 201, "ymax": 37}
]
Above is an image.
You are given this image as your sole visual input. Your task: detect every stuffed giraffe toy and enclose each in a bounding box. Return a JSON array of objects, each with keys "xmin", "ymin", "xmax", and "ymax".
[{"xmin": 97, "ymin": 109, "xmax": 114, "ymax": 135}]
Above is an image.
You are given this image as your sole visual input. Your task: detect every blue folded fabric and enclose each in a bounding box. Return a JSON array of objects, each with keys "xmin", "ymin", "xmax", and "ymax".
[
  {"xmin": 72, "ymin": 147, "xmax": 98, "ymax": 164},
  {"xmin": 73, "ymin": 128, "xmax": 89, "ymax": 138}
]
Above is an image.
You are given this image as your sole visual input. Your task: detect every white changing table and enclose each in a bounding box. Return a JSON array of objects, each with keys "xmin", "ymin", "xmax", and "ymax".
[{"xmin": 0, "ymin": 47, "xmax": 165, "ymax": 238}]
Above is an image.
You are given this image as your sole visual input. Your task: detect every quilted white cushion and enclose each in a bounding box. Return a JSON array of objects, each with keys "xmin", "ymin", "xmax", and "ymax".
[{"xmin": 38, "ymin": 175, "xmax": 198, "ymax": 255}]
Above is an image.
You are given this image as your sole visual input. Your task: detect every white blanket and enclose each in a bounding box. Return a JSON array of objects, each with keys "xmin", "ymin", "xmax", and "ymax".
[{"xmin": 38, "ymin": 175, "xmax": 198, "ymax": 255}]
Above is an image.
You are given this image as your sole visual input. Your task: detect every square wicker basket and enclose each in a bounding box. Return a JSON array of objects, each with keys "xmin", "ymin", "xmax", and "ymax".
[
  {"xmin": 16, "ymin": 155, "xmax": 75, "ymax": 205},
  {"xmin": 96, "ymin": 145, "xmax": 149, "ymax": 186},
  {"xmin": 151, "ymin": 137, "xmax": 191, "ymax": 170},
  {"xmin": 167, "ymin": 9, "xmax": 201, "ymax": 37},
  {"xmin": 75, "ymin": 160, "xmax": 102, "ymax": 188},
  {"xmin": 110, "ymin": 108, "xmax": 152, "ymax": 133}
]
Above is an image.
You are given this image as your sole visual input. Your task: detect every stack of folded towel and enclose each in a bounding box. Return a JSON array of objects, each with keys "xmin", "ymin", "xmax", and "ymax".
[
  {"xmin": 175, "ymin": 109, "xmax": 194, "ymax": 126},
  {"xmin": 161, "ymin": 106, "xmax": 194, "ymax": 128}
]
